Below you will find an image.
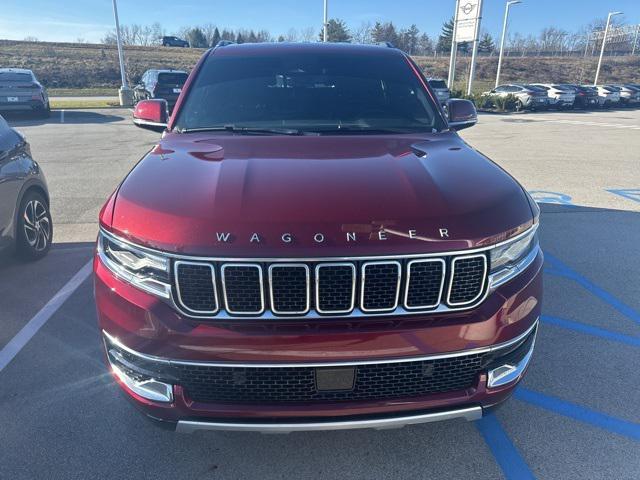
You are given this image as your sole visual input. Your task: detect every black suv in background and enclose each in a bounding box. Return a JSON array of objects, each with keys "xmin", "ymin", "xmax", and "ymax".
[
  {"xmin": 0, "ymin": 114, "xmax": 52, "ymax": 259},
  {"xmin": 162, "ymin": 36, "xmax": 189, "ymax": 48},
  {"xmin": 133, "ymin": 69, "xmax": 189, "ymax": 112}
]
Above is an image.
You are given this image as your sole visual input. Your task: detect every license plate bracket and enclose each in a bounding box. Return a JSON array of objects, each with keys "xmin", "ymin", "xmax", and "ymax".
[{"xmin": 315, "ymin": 367, "xmax": 355, "ymax": 391}]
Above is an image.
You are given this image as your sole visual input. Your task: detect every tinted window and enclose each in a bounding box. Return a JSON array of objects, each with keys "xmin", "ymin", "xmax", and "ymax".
[
  {"xmin": 428, "ymin": 80, "xmax": 447, "ymax": 89},
  {"xmin": 0, "ymin": 72, "xmax": 32, "ymax": 83},
  {"xmin": 158, "ymin": 72, "xmax": 188, "ymax": 85},
  {"xmin": 176, "ymin": 51, "xmax": 445, "ymax": 133}
]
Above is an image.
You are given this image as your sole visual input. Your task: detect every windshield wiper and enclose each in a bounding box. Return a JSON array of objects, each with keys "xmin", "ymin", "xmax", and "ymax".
[
  {"xmin": 178, "ymin": 125, "xmax": 305, "ymax": 135},
  {"xmin": 310, "ymin": 126, "xmax": 435, "ymax": 135}
]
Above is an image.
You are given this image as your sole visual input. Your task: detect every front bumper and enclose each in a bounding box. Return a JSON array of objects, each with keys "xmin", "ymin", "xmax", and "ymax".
[{"xmin": 95, "ymin": 247, "xmax": 542, "ymax": 431}]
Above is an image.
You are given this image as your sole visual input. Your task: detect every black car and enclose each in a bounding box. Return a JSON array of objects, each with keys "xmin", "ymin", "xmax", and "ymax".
[
  {"xmin": 133, "ymin": 69, "xmax": 189, "ymax": 112},
  {"xmin": 0, "ymin": 115, "xmax": 52, "ymax": 259},
  {"xmin": 557, "ymin": 84, "xmax": 600, "ymax": 109},
  {"xmin": 162, "ymin": 36, "xmax": 189, "ymax": 48}
]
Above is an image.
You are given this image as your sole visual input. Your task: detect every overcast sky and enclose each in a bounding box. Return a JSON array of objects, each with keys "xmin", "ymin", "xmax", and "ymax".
[{"xmin": 1, "ymin": 0, "xmax": 638, "ymax": 43}]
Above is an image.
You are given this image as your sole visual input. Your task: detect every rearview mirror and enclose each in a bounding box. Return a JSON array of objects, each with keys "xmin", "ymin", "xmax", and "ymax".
[
  {"xmin": 447, "ymin": 99, "xmax": 477, "ymax": 131},
  {"xmin": 133, "ymin": 99, "xmax": 168, "ymax": 132}
]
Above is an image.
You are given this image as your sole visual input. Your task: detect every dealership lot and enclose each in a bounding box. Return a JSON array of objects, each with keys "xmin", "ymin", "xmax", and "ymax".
[{"xmin": 1, "ymin": 108, "xmax": 639, "ymax": 479}]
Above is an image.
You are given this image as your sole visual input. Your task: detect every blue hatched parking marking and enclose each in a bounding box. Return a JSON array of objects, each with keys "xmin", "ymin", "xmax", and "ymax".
[
  {"xmin": 606, "ymin": 189, "xmax": 640, "ymax": 204},
  {"xmin": 544, "ymin": 253, "xmax": 640, "ymax": 325},
  {"xmin": 476, "ymin": 413, "xmax": 536, "ymax": 480},
  {"xmin": 528, "ymin": 191, "xmax": 574, "ymax": 205},
  {"xmin": 515, "ymin": 388, "xmax": 640, "ymax": 442},
  {"xmin": 541, "ymin": 315, "xmax": 640, "ymax": 348}
]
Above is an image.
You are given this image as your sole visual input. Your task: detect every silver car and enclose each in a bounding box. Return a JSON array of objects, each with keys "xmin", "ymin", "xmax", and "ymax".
[
  {"xmin": 486, "ymin": 84, "xmax": 549, "ymax": 111},
  {"xmin": 0, "ymin": 68, "xmax": 50, "ymax": 118}
]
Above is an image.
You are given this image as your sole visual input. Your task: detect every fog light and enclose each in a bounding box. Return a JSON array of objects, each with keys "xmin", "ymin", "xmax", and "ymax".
[
  {"xmin": 487, "ymin": 332, "xmax": 536, "ymax": 388},
  {"xmin": 111, "ymin": 364, "xmax": 174, "ymax": 403}
]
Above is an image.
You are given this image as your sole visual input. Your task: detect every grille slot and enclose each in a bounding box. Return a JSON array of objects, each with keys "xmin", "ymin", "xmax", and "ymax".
[
  {"xmin": 268, "ymin": 264, "xmax": 310, "ymax": 314},
  {"xmin": 405, "ymin": 259, "xmax": 445, "ymax": 309},
  {"xmin": 174, "ymin": 353, "xmax": 485, "ymax": 404},
  {"xmin": 316, "ymin": 263, "xmax": 356, "ymax": 314},
  {"xmin": 447, "ymin": 255, "xmax": 487, "ymax": 306},
  {"xmin": 174, "ymin": 261, "xmax": 218, "ymax": 313},
  {"xmin": 361, "ymin": 261, "xmax": 401, "ymax": 312},
  {"xmin": 221, "ymin": 264, "xmax": 264, "ymax": 314}
]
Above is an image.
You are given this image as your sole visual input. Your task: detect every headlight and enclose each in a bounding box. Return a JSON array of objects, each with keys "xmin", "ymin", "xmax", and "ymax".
[
  {"xmin": 98, "ymin": 230, "xmax": 171, "ymax": 298},
  {"xmin": 488, "ymin": 226, "xmax": 539, "ymax": 288}
]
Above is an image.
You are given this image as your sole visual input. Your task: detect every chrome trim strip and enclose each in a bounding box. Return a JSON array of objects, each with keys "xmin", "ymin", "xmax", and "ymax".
[
  {"xmin": 101, "ymin": 317, "xmax": 538, "ymax": 368},
  {"xmin": 488, "ymin": 325, "xmax": 538, "ymax": 388},
  {"xmin": 174, "ymin": 261, "xmax": 219, "ymax": 315},
  {"xmin": 176, "ymin": 406, "xmax": 482, "ymax": 433},
  {"xmin": 315, "ymin": 263, "xmax": 356, "ymax": 314},
  {"xmin": 268, "ymin": 264, "xmax": 310, "ymax": 315},
  {"xmin": 446, "ymin": 254, "xmax": 488, "ymax": 307},
  {"xmin": 360, "ymin": 261, "xmax": 402, "ymax": 313},
  {"xmin": 133, "ymin": 118, "xmax": 167, "ymax": 128},
  {"xmin": 98, "ymin": 224, "xmax": 538, "ymax": 263},
  {"xmin": 221, "ymin": 263, "xmax": 265, "ymax": 315},
  {"xmin": 404, "ymin": 258, "xmax": 446, "ymax": 310}
]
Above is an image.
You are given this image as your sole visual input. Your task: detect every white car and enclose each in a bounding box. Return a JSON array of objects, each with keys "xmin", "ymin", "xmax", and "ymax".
[
  {"xmin": 593, "ymin": 86, "xmax": 621, "ymax": 107},
  {"xmin": 485, "ymin": 84, "xmax": 549, "ymax": 111},
  {"xmin": 527, "ymin": 84, "xmax": 575, "ymax": 109}
]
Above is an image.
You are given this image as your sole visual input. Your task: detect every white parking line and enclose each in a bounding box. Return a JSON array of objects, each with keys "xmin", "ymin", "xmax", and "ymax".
[
  {"xmin": 545, "ymin": 119, "xmax": 640, "ymax": 130},
  {"xmin": 0, "ymin": 260, "xmax": 92, "ymax": 373}
]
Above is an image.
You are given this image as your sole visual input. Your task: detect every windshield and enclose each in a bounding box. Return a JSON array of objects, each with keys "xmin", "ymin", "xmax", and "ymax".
[
  {"xmin": 175, "ymin": 51, "xmax": 445, "ymax": 134},
  {"xmin": 0, "ymin": 72, "xmax": 33, "ymax": 83},
  {"xmin": 158, "ymin": 72, "xmax": 188, "ymax": 86}
]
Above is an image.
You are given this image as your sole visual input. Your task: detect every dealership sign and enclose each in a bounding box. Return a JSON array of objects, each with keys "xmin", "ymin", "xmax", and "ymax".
[{"xmin": 454, "ymin": 0, "xmax": 482, "ymax": 43}]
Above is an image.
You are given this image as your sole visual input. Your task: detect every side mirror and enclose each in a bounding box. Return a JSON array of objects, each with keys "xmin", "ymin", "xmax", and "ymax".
[
  {"xmin": 447, "ymin": 99, "xmax": 477, "ymax": 131},
  {"xmin": 132, "ymin": 99, "xmax": 168, "ymax": 132}
]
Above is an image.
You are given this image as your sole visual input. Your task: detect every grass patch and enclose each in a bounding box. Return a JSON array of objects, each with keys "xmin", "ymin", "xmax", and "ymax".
[
  {"xmin": 51, "ymin": 99, "xmax": 120, "ymax": 109},
  {"xmin": 48, "ymin": 87, "xmax": 119, "ymax": 97}
]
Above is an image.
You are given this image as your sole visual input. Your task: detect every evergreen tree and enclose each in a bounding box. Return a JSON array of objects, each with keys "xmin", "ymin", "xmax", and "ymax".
[
  {"xmin": 210, "ymin": 27, "xmax": 221, "ymax": 47},
  {"xmin": 236, "ymin": 32, "xmax": 244, "ymax": 44},
  {"xmin": 186, "ymin": 27, "xmax": 207, "ymax": 48},
  {"xmin": 371, "ymin": 21, "xmax": 399, "ymax": 46},
  {"xmin": 319, "ymin": 19, "xmax": 351, "ymax": 42},
  {"xmin": 436, "ymin": 17, "xmax": 454, "ymax": 53},
  {"xmin": 478, "ymin": 32, "xmax": 495, "ymax": 53}
]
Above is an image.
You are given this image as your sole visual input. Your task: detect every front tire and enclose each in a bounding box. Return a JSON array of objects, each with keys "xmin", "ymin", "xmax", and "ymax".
[{"xmin": 16, "ymin": 191, "xmax": 52, "ymax": 260}]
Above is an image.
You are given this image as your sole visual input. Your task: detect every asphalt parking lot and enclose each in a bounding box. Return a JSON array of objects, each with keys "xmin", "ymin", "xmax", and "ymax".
[{"xmin": 1, "ymin": 107, "xmax": 639, "ymax": 479}]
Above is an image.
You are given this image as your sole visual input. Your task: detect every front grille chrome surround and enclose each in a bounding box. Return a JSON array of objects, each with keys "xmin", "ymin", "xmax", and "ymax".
[
  {"xmin": 268, "ymin": 263, "xmax": 310, "ymax": 315},
  {"xmin": 221, "ymin": 263, "xmax": 265, "ymax": 315},
  {"xmin": 98, "ymin": 226, "xmax": 540, "ymax": 321},
  {"xmin": 404, "ymin": 258, "xmax": 446, "ymax": 310},
  {"xmin": 360, "ymin": 261, "xmax": 402, "ymax": 313},
  {"xmin": 174, "ymin": 261, "xmax": 219, "ymax": 315}
]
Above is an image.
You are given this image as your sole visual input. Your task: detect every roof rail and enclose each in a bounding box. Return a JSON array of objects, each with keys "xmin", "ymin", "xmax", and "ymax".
[
  {"xmin": 216, "ymin": 40, "xmax": 236, "ymax": 47},
  {"xmin": 377, "ymin": 41, "xmax": 396, "ymax": 48}
]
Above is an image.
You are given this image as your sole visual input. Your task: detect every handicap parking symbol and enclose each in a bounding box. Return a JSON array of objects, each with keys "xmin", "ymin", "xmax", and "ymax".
[
  {"xmin": 528, "ymin": 191, "xmax": 574, "ymax": 205},
  {"xmin": 606, "ymin": 189, "xmax": 640, "ymax": 204}
]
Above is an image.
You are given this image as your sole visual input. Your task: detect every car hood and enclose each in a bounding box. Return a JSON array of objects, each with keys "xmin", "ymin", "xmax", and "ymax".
[{"xmin": 108, "ymin": 131, "xmax": 533, "ymax": 257}]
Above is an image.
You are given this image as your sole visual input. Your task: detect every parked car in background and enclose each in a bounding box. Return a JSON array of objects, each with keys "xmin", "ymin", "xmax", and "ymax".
[
  {"xmin": 610, "ymin": 85, "xmax": 640, "ymax": 106},
  {"xmin": 527, "ymin": 84, "xmax": 575, "ymax": 110},
  {"xmin": 557, "ymin": 84, "xmax": 600, "ymax": 109},
  {"xmin": 592, "ymin": 86, "xmax": 621, "ymax": 107},
  {"xmin": 0, "ymin": 68, "xmax": 50, "ymax": 118},
  {"xmin": 0, "ymin": 114, "xmax": 52, "ymax": 259},
  {"xmin": 133, "ymin": 69, "xmax": 189, "ymax": 112},
  {"xmin": 427, "ymin": 78, "xmax": 450, "ymax": 105},
  {"xmin": 162, "ymin": 36, "xmax": 189, "ymax": 47},
  {"xmin": 580, "ymin": 86, "xmax": 606, "ymax": 108},
  {"xmin": 487, "ymin": 84, "xmax": 548, "ymax": 111}
]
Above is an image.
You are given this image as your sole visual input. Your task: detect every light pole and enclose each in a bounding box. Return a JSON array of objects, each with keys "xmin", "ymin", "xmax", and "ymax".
[
  {"xmin": 495, "ymin": 0, "xmax": 521, "ymax": 88},
  {"xmin": 447, "ymin": 0, "xmax": 460, "ymax": 89},
  {"xmin": 594, "ymin": 11, "xmax": 622, "ymax": 86},
  {"xmin": 632, "ymin": 24, "xmax": 640, "ymax": 56},
  {"xmin": 323, "ymin": 0, "xmax": 328, "ymax": 42},
  {"xmin": 112, "ymin": 0, "xmax": 133, "ymax": 106}
]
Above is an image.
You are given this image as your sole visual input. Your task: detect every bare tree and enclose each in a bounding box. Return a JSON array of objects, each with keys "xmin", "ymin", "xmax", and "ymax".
[
  {"xmin": 300, "ymin": 26, "xmax": 316, "ymax": 42},
  {"xmin": 352, "ymin": 21, "xmax": 373, "ymax": 44},
  {"xmin": 285, "ymin": 28, "xmax": 299, "ymax": 42}
]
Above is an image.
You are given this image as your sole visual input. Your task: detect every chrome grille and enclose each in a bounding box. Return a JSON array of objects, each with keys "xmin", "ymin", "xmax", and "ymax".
[
  {"xmin": 221, "ymin": 264, "xmax": 264, "ymax": 314},
  {"xmin": 269, "ymin": 264, "xmax": 309, "ymax": 314},
  {"xmin": 361, "ymin": 262, "xmax": 401, "ymax": 312},
  {"xmin": 172, "ymin": 254, "xmax": 488, "ymax": 319}
]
